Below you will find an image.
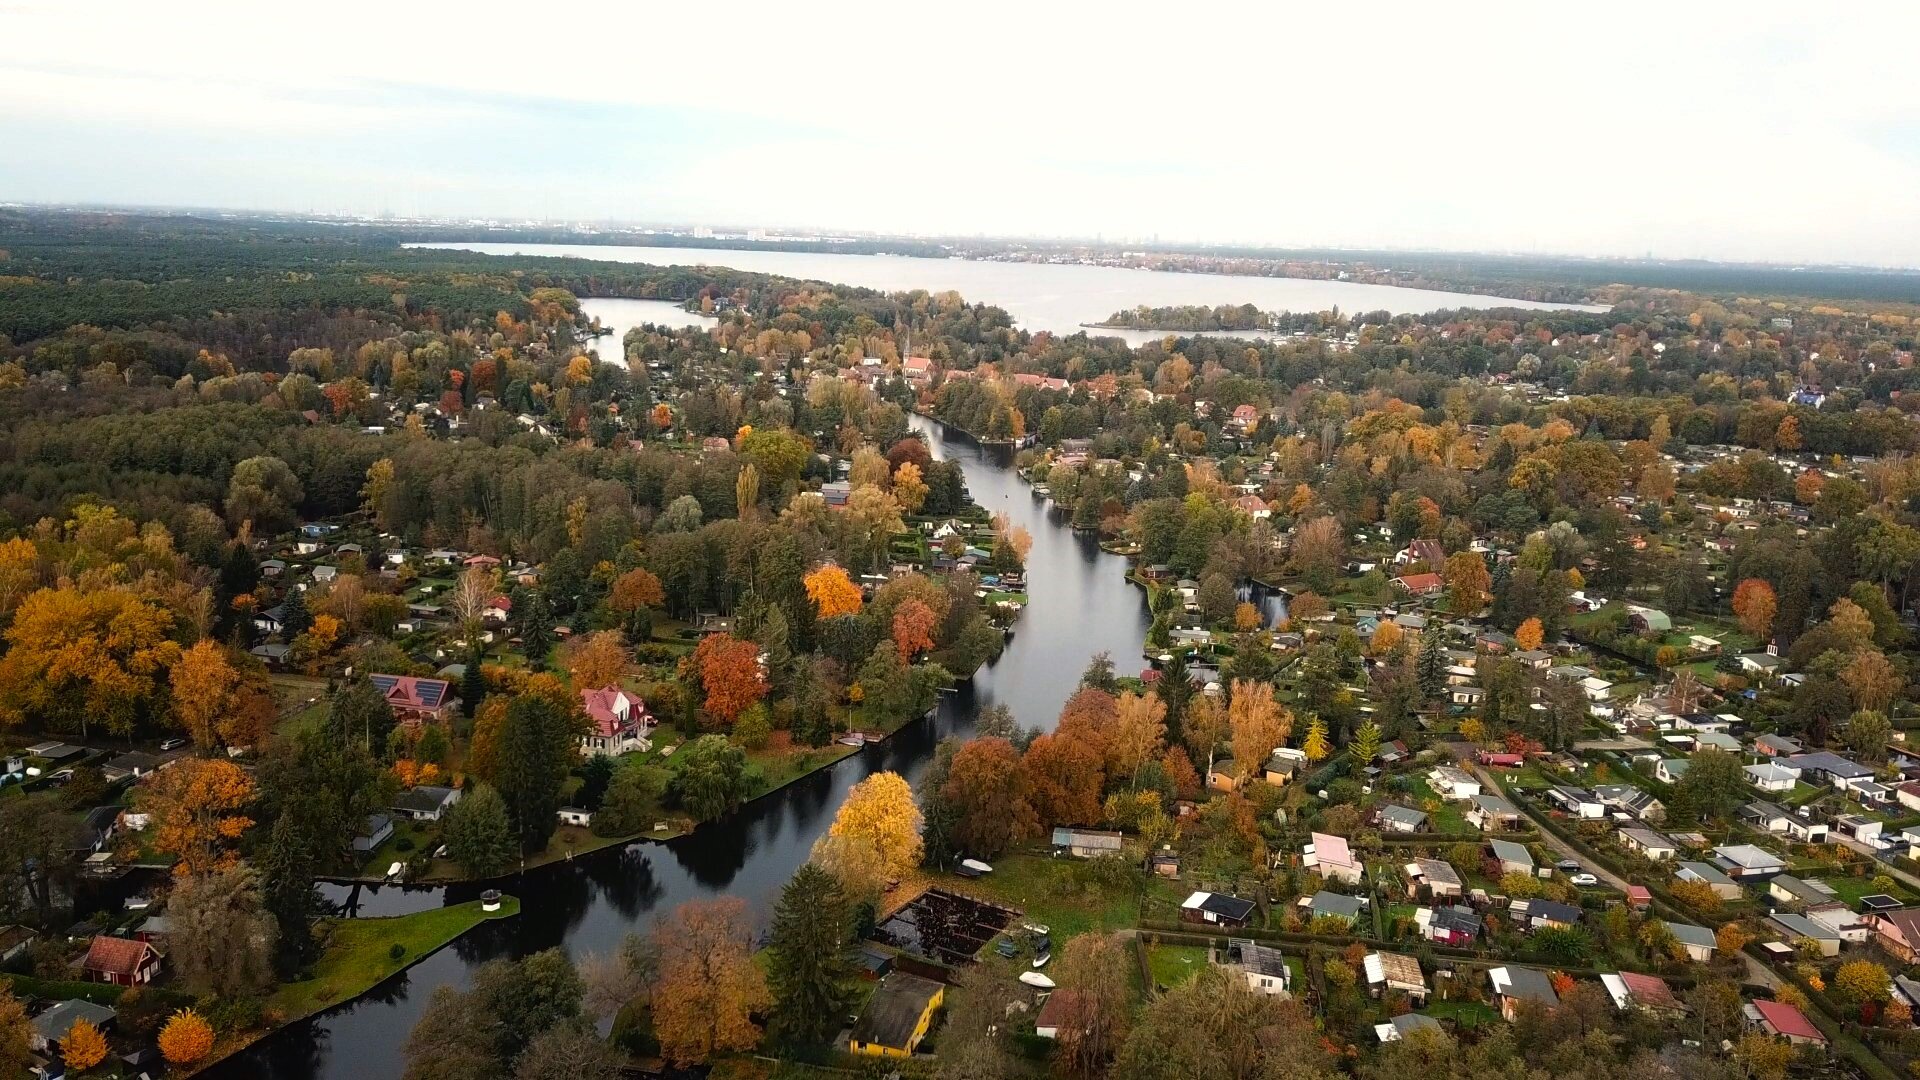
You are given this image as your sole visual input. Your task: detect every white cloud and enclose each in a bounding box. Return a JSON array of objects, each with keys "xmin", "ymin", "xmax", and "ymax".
[{"xmin": 3, "ymin": 0, "xmax": 1919, "ymax": 263}]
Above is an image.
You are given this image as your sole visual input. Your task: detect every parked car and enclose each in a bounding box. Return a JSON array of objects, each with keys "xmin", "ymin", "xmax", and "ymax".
[
  {"xmin": 159, "ymin": 738, "xmax": 186, "ymax": 751},
  {"xmin": 1570, "ymin": 873, "xmax": 1598, "ymax": 887}
]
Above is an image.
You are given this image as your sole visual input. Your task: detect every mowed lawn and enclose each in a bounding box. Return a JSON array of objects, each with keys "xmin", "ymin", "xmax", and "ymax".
[
  {"xmin": 268, "ymin": 896, "xmax": 519, "ymax": 1020},
  {"xmin": 1145, "ymin": 943, "xmax": 1209, "ymax": 990},
  {"xmin": 934, "ymin": 853, "xmax": 1162, "ymax": 941}
]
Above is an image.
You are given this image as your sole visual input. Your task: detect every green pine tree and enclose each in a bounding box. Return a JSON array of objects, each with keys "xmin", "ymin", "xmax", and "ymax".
[
  {"xmin": 766, "ymin": 864, "xmax": 855, "ymax": 1044},
  {"xmin": 1349, "ymin": 718, "xmax": 1382, "ymax": 767},
  {"xmin": 281, "ymin": 586, "xmax": 312, "ymax": 638}
]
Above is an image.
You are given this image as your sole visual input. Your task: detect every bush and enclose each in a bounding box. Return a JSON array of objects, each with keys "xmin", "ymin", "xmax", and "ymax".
[
  {"xmin": 395, "ymin": 836, "xmax": 415, "ymax": 853},
  {"xmin": 389, "ymin": 943, "xmax": 407, "ymax": 961}
]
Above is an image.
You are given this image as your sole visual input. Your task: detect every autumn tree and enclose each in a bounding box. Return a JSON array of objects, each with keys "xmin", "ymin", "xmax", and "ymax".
[
  {"xmin": 1368, "ymin": 620, "xmax": 1403, "ymax": 655},
  {"xmin": 692, "ymin": 633, "xmax": 767, "ymax": 725},
  {"xmin": 1846, "ymin": 653, "xmax": 1902, "ymax": 714},
  {"xmin": 0, "ymin": 584, "xmax": 180, "ymax": 738},
  {"xmin": 942, "ymin": 737, "xmax": 1036, "ymax": 858},
  {"xmin": 564, "ymin": 630, "xmax": 629, "ymax": 691},
  {"xmin": 1733, "ymin": 578, "xmax": 1778, "ymax": 642},
  {"xmin": 892, "ymin": 461, "xmax": 929, "ymax": 514},
  {"xmin": 61, "ymin": 1018, "xmax": 108, "ymax": 1073},
  {"xmin": 804, "ymin": 563, "xmax": 863, "ymax": 619},
  {"xmin": 139, "ymin": 757, "xmax": 256, "ymax": 875},
  {"xmin": 1445, "ymin": 552, "xmax": 1492, "ymax": 615},
  {"xmin": 1288, "ymin": 515, "xmax": 1345, "ymax": 592},
  {"xmin": 650, "ymin": 898, "xmax": 770, "ymax": 1065},
  {"xmin": 1052, "ymin": 933, "xmax": 1134, "ymax": 1079},
  {"xmin": 1232, "ymin": 602, "xmax": 1262, "ymax": 632},
  {"xmin": 1022, "ymin": 731, "xmax": 1106, "ymax": 826},
  {"xmin": 1514, "ymin": 617, "xmax": 1545, "ymax": 652},
  {"xmin": 811, "ymin": 771, "xmax": 923, "ymax": 898},
  {"xmin": 1110, "ymin": 691, "xmax": 1168, "ymax": 784},
  {"xmin": 1832, "ymin": 959, "xmax": 1893, "ymax": 1007},
  {"xmin": 1227, "ymin": 679, "xmax": 1290, "ymax": 781},
  {"xmin": 169, "ymin": 865, "xmax": 277, "ymax": 996},
  {"xmin": 1182, "ymin": 693, "xmax": 1229, "ymax": 773},
  {"xmin": 1349, "ymin": 718, "xmax": 1383, "ymax": 765},
  {"xmin": 159, "ymin": 1009, "xmax": 216, "ymax": 1066},
  {"xmin": 891, "ymin": 597, "xmax": 938, "ymax": 659},
  {"xmin": 0, "ymin": 986, "xmax": 26, "ymax": 1076},
  {"xmin": 1300, "ymin": 716, "xmax": 1331, "ymax": 763},
  {"xmin": 608, "ymin": 567, "xmax": 664, "ymax": 639}
]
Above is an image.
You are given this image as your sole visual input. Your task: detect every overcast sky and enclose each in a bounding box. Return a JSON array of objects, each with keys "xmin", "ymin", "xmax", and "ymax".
[{"xmin": 5, "ymin": 1, "xmax": 1919, "ymax": 265}]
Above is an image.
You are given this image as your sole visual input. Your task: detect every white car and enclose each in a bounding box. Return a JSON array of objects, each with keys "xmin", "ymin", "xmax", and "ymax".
[{"xmin": 1569, "ymin": 873, "xmax": 1598, "ymax": 887}]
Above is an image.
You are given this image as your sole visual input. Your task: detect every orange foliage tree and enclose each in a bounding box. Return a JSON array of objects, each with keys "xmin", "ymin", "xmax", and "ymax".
[
  {"xmin": 1514, "ymin": 617, "xmax": 1545, "ymax": 652},
  {"xmin": 0, "ymin": 584, "xmax": 180, "ymax": 738},
  {"xmin": 1733, "ymin": 578, "xmax": 1777, "ymax": 642},
  {"xmin": 891, "ymin": 598, "xmax": 938, "ymax": 659},
  {"xmin": 610, "ymin": 567, "xmax": 665, "ymax": 613},
  {"xmin": 1021, "ymin": 732, "xmax": 1106, "ymax": 827},
  {"xmin": 650, "ymin": 898, "xmax": 770, "ymax": 1065},
  {"xmin": 692, "ymin": 634, "xmax": 767, "ymax": 726},
  {"xmin": 158, "ymin": 1009, "xmax": 215, "ymax": 1065},
  {"xmin": 565, "ymin": 630, "xmax": 629, "ymax": 690},
  {"xmin": 167, "ymin": 641, "xmax": 271, "ymax": 752},
  {"xmin": 61, "ymin": 1018, "xmax": 107, "ymax": 1072},
  {"xmin": 803, "ymin": 564, "xmax": 862, "ymax": 619},
  {"xmin": 941, "ymin": 737, "xmax": 1036, "ymax": 859},
  {"xmin": 138, "ymin": 758, "xmax": 256, "ymax": 875}
]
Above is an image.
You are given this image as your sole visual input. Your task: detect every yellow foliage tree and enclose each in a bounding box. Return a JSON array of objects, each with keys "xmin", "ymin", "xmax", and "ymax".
[
  {"xmin": 1232, "ymin": 602, "xmax": 1261, "ymax": 633},
  {"xmin": 804, "ymin": 564, "xmax": 862, "ymax": 619},
  {"xmin": 0, "ymin": 584, "xmax": 180, "ymax": 738},
  {"xmin": 138, "ymin": 757, "xmax": 256, "ymax": 876},
  {"xmin": 818, "ymin": 772, "xmax": 922, "ymax": 881},
  {"xmin": 651, "ymin": 898, "xmax": 770, "ymax": 1065},
  {"xmin": 1300, "ymin": 717, "xmax": 1331, "ymax": 763},
  {"xmin": 1227, "ymin": 680, "xmax": 1291, "ymax": 781},
  {"xmin": 1110, "ymin": 691, "xmax": 1168, "ymax": 781},
  {"xmin": 564, "ymin": 629, "xmax": 630, "ymax": 690},
  {"xmin": 61, "ymin": 1018, "xmax": 107, "ymax": 1072},
  {"xmin": 1369, "ymin": 621, "xmax": 1404, "ymax": 655},
  {"xmin": 1459, "ymin": 717, "xmax": 1486, "ymax": 746},
  {"xmin": 1514, "ymin": 617, "xmax": 1545, "ymax": 652},
  {"xmin": 158, "ymin": 1008, "xmax": 215, "ymax": 1064},
  {"xmin": 892, "ymin": 461, "xmax": 929, "ymax": 514},
  {"xmin": 170, "ymin": 640, "xmax": 239, "ymax": 751}
]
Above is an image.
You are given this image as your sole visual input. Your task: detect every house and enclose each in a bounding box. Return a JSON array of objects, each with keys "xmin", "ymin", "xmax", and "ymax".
[
  {"xmin": 1304, "ymin": 832, "xmax": 1365, "ymax": 883},
  {"xmin": 1404, "ymin": 858, "xmax": 1463, "ymax": 899},
  {"xmin": 1654, "ymin": 759, "xmax": 1691, "ymax": 784},
  {"xmin": 83, "ymin": 935, "xmax": 162, "ymax": 986},
  {"xmin": 1363, "ymin": 951, "xmax": 1428, "ymax": 1001},
  {"xmin": 1768, "ymin": 875, "xmax": 1839, "ymax": 909},
  {"xmin": 1393, "ymin": 573, "xmax": 1444, "ymax": 597},
  {"xmin": 1694, "ymin": 731, "xmax": 1742, "ymax": 753},
  {"xmin": 1181, "ymin": 891, "xmax": 1257, "ymax": 928},
  {"xmin": 1477, "ymin": 750, "xmax": 1526, "ymax": 768},
  {"xmin": 1712, "ymin": 844, "xmax": 1784, "ymax": 879},
  {"xmin": 1264, "ymin": 747, "xmax": 1307, "ymax": 786},
  {"xmin": 557, "ymin": 807, "xmax": 594, "ymax": 828},
  {"xmin": 1740, "ymin": 652, "xmax": 1785, "ymax": 677},
  {"xmin": 250, "ymin": 642, "xmax": 292, "ymax": 667},
  {"xmin": 1512, "ymin": 649, "xmax": 1553, "ymax": 671},
  {"xmin": 102, "ymin": 751, "xmax": 161, "ymax": 784},
  {"xmin": 1745, "ymin": 998, "xmax": 1826, "ymax": 1046},
  {"xmin": 369, "ymin": 674, "xmax": 459, "ymax": 725},
  {"xmin": 1546, "ymin": 786, "xmax": 1604, "ymax": 819},
  {"xmin": 1417, "ymin": 904, "xmax": 1482, "ymax": 946},
  {"xmin": 1740, "ymin": 801, "xmax": 1792, "ymax": 833},
  {"xmin": 353, "ymin": 813, "xmax": 394, "ymax": 854},
  {"xmin": 1746, "ymin": 763, "xmax": 1800, "ymax": 793},
  {"xmin": 1428, "ymin": 766, "xmax": 1481, "ymax": 801},
  {"xmin": 1468, "ymin": 794, "xmax": 1524, "ymax": 831},
  {"xmin": 1594, "ymin": 784, "xmax": 1664, "ymax": 821},
  {"xmin": 1376, "ymin": 805, "xmax": 1428, "ymax": 834},
  {"xmin": 1665, "ymin": 921, "xmax": 1716, "ymax": 962},
  {"xmin": 0, "ymin": 924, "xmax": 34, "ymax": 965},
  {"xmin": 1515, "ymin": 899, "xmax": 1583, "ymax": 932},
  {"xmin": 1784, "ymin": 815, "xmax": 1829, "ymax": 843},
  {"xmin": 391, "ymin": 785, "xmax": 462, "ymax": 822},
  {"xmin": 1837, "ymin": 814, "xmax": 1883, "ymax": 844},
  {"xmin": 1619, "ymin": 828, "xmax": 1677, "ymax": 860},
  {"xmin": 1218, "ymin": 938, "xmax": 1293, "ymax": 997},
  {"xmin": 1489, "ymin": 838, "xmax": 1534, "ymax": 876},
  {"xmin": 1675, "ymin": 861, "xmax": 1742, "ymax": 900},
  {"xmin": 1755, "ymin": 734, "xmax": 1803, "ymax": 758},
  {"xmin": 1374, "ymin": 1012, "xmax": 1443, "ymax": 1043},
  {"xmin": 1234, "ymin": 494, "xmax": 1271, "ymax": 520},
  {"xmin": 1785, "ymin": 751, "xmax": 1874, "ymax": 790},
  {"xmin": 1033, "ymin": 989, "xmax": 1082, "ymax": 1040},
  {"xmin": 579, "ymin": 686, "xmax": 652, "ymax": 756},
  {"xmin": 1306, "ymin": 891, "xmax": 1364, "ymax": 927},
  {"xmin": 1773, "ymin": 913, "xmax": 1844, "ymax": 957},
  {"xmin": 253, "ymin": 604, "xmax": 287, "ymax": 635},
  {"xmin": 848, "ymin": 972, "xmax": 944, "ymax": 1057},
  {"xmin": 1897, "ymin": 781, "xmax": 1920, "ymax": 814},
  {"xmin": 29, "ymin": 999, "xmax": 115, "ymax": 1053},
  {"xmin": 1052, "ymin": 827, "xmax": 1124, "ymax": 858},
  {"xmin": 1626, "ymin": 605, "xmax": 1672, "ymax": 634},
  {"xmin": 901, "ymin": 356, "xmax": 934, "ymax": 383},
  {"xmin": 1600, "ymin": 971, "xmax": 1683, "ymax": 1014},
  {"xmin": 1395, "ymin": 539, "xmax": 1447, "ymax": 570},
  {"xmin": 1579, "ymin": 676, "xmax": 1615, "ymax": 702},
  {"xmin": 1626, "ymin": 885, "xmax": 1653, "ymax": 911},
  {"xmin": 1450, "ymin": 684, "xmax": 1486, "ymax": 708},
  {"xmin": 1489, "ymin": 966, "xmax": 1559, "ymax": 1019},
  {"xmin": 1867, "ymin": 909, "xmax": 1920, "ymax": 964}
]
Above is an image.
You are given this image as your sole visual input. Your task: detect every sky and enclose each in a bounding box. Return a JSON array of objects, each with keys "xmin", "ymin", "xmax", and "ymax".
[{"xmin": 4, "ymin": 1, "xmax": 1920, "ymax": 266}]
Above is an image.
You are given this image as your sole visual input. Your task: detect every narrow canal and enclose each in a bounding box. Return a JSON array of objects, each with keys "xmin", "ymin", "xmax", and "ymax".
[{"xmin": 212, "ymin": 414, "xmax": 1151, "ymax": 1079}]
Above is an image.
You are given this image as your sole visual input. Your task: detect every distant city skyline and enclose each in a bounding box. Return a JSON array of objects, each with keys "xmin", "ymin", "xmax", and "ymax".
[{"xmin": 5, "ymin": 2, "xmax": 1919, "ymax": 266}]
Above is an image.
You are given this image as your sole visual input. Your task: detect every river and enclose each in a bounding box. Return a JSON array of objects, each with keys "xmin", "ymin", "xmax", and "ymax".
[
  {"xmin": 418, "ymin": 241, "xmax": 1607, "ymax": 343},
  {"xmin": 210, "ymin": 415, "xmax": 1150, "ymax": 1079}
]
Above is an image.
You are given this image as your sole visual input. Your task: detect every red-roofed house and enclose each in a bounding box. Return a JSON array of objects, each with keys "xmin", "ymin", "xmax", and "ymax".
[
  {"xmin": 902, "ymin": 357, "xmax": 934, "ymax": 384},
  {"xmin": 463, "ymin": 554, "xmax": 502, "ymax": 570},
  {"xmin": 1395, "ymin": 540, "xmax": 1446, "ymax": 570},
  {"xmin": 1865, "ymin": 908, "xmax": 1920, "ymax": 964},
  {"xmin": 1748, "ymin": 998, "xmax": 1826, "ymax": 1045},
  {"xmin": 1393, "ymin": 573, "xmax": 1444, "ymax": 597},
  {"xmin": 1625, "ymin": 885, "xmax": 1652, "ymax": 911},
  {"xmin": 580, "ymin": 686, "xmax": 652, "ymax": 757},
  {"xmin": 482, "ymin": 594, "xmax": 513, "ymax": 624},
  {"xmin": 370, "ymin": 674, "xmax": 459, "ymax": 726},
  {"xmin": 1230, "ymin": 404, "xmax": 1259, "ymax": 430},
  {"xmin": 1612, "ymin": 971, "xmax": 1682, "ymax": 1013},
  {"xmin": 1234, "ymin": 495, "xmax": 1271, "ymax": 520},
  {"xmin": 84, "ymin": 935, "xmax": 162, "ymax": 986},
  {"xmin": 1304, "ymin": 832, "xmax": 1365, "ymax": 884}
]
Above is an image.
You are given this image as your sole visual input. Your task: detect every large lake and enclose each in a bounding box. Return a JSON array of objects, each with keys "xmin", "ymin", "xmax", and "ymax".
[{"xmin": 420, "ymin": 241, "xmax": 1607, "ymax": 343}]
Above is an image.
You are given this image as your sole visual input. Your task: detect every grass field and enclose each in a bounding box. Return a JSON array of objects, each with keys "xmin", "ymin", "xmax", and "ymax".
[
  {"xmin": 933, "ymin": 853, "xmax": 1163, "ymax": 941},
  {"xmin": 1145, "ymin": 943, "xmax": 1209, "ymax": 989},
  {"xmin": 267, "ymin": 895, "xmax": 519, "ymax": 1019},
  {"xmin": 1818, "ymin": 874, "xmax": 1915, "ymax": 905},
  {"xmin": 1423, "ymin": 998, "xmax": 1500, "ymax": 1028}
]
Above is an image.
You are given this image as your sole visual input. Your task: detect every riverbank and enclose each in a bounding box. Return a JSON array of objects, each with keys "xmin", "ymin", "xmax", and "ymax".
[{"xmin": 191, "ymin": 896, "xmax": 520, "ymax": 1075}]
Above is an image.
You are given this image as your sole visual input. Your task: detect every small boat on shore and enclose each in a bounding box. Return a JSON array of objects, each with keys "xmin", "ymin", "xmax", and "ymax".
[{"xmin": 1019, "ymin": 972, "xmax": 1056, "ymax": 989}]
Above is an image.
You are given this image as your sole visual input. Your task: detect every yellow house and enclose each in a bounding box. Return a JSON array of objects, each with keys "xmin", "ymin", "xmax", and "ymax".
[{"xmin": 849, "ymin": 972, "xmax": 945, "ymax": 1057}]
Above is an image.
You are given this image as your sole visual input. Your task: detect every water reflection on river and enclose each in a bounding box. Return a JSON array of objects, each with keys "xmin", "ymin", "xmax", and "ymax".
[{"xmin": 211, "ymin": 415, "xmax": 1148, "ymax": 1079}]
